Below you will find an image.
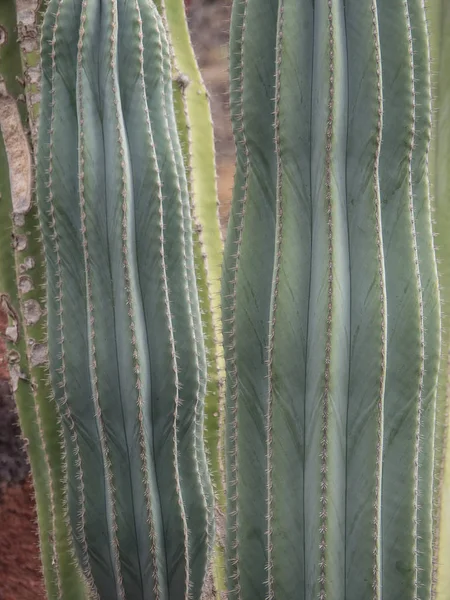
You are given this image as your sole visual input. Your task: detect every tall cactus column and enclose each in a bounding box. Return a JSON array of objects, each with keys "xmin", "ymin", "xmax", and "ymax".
[
  {"xmin": 378, "ymin": 0, "xmax": 440, "ymax": 597},
  {"xmin": 37, "ymin": 0, "xmax": 212, "ymax": 598},
  {"xmin": 223, "ymin": 1, "xmax": 441, "ymax": 599},
  {"xmin": 428, "ymin": 0, "xmax": 450, "ymax": 595},
  {"xmin": 0, "ymin": 1, "xmax": 88, "ymax": 597}
]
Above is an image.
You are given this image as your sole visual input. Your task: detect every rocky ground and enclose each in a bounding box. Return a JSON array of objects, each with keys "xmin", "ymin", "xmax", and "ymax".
[{"xmin": 0, "ymin": 1, "xmax": 233, "ymax": 597}]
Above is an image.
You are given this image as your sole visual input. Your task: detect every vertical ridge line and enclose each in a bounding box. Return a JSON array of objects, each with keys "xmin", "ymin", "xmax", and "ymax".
[{"xmin": 77, "ymin": 1, "xmax": 125, "ymax": 596}]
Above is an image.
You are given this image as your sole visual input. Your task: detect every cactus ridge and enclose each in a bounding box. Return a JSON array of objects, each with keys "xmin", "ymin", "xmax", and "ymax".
[
  {"xmin": 155, "ymin": 2, "xmax": 226, "ymax": 539},
  {"xmin": 37, "ymin": 0, "xmax": 211, "ymax": 597},
  {"xmin": 344, "ymin": 2, "xmax": 386, "ymax": 597},
  {"xmin": 158, "ymin": 24, "xmax": 216, "ymax": 567},
  {"xmin": 146, "ymin": 7, "xmax": 208, "ymax": 597},
  {"xmin": 160, "ymin": 29, "xmax": 215, "ymax": 581},
  {"xmin": 408, "ymin": 0, "xmax": 441, "ymax": 596}
]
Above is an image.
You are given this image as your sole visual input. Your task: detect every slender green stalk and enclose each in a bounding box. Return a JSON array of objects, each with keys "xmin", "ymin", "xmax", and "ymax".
[{"xmin": 0, "ymin": 1, "xmax": 87, "ymax": 597}]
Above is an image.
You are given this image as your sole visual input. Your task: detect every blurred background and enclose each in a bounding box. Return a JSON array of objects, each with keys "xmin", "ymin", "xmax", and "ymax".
[
  {"xmin": 188, "ymin": 0, "xmax": 234, "ymax": 233},
  {"xmin": 0, "ymin": 2, "xmax": 233, "ymax": 597}
]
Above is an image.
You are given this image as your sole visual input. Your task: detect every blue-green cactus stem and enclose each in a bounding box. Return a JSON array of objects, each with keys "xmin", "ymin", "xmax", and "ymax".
[
  {"xmin": 159, "ymin": 16, "xmax": 216, "ymax": 576},
  {"xmin": 222, "ymin": 0, "xmax": 278, "ymax": 597},
  {"xmin": 225, "ymin": 0, "xmax": 440, "ymax": 598},
  {"xmin": 303, "ymin": 4, "xmax": 349, "ymax": 599},
  {"xmin": 154, "ymin": 0, "xmax": 226, "ymax": 518},
  {"xmin": 38, "ymin": 0, "xmax": 211, "ymax": 597},
  {"xmin": 40, "ymin": 0, "xmax": 121, "ymax": 595},
  {"xmin": 136, "ymin": 4, "xmax": 211, "ymax": 595}
]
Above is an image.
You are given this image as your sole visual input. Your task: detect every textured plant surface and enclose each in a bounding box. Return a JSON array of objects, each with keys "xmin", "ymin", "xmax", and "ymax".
[
  {"xmin": 222, "ymin": 0, "xmax": 443, "ymax": 598},
  {"xmin": 153, "ymin": 0, "xmax": 225, "ymax": 501},
  {"xmin": 34, "ymin": 0, "xmax": 218, "ymax": 597},
  {"xmin": 1, "ymin": 0, "xmax": 224, "ymax": 598},
  {"xmin": 154, "ymin": 0, "xmax": 226, "ymax": 590}
]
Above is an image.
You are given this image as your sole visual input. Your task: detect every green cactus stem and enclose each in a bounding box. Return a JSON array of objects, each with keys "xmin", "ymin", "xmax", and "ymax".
[
  {"xmin": 428, "ymin": 0, "xmax": 450, "ymax": 596},
  {"xmin": 222, "ymin": 1, "xmax": 278, "ymax": 597},
  {"xmin": 0, "ymin": 1, "xmax": 87, "ymax": 598},
  {"xmin": 222, "ymin": 1, "xmax": 441, "ymax": 598},
  {"xmin": 152, "ymin": 0, "xmax": 225, "ymax": 509}
]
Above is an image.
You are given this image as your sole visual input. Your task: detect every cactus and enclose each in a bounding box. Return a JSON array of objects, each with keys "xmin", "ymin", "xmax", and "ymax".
[
  {"xmin": 222, "ymin": 1, "xmax": 442, "ymax": 599},
  {"xmin": 152, "ymin": 0, "xmax": 225, "ymax": 506},
  {"xmin": 1, "ymin": 0, "xmax": 222, "ymax": 597},
  {"xmin": 1, "ymin": 0, "xmax": 450, "ymax": 598},
  {"xmin": 153, "ymin": 0, "xmax": 227, "ymax": 592}
]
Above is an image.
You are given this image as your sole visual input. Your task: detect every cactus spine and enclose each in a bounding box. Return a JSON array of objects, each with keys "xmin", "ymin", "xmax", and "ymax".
[
  {"xmin": 35, "ymin": 0, "xmax": 213, "ymax": 597},
  {"xmin": 223, "ymin": 1, "xmax": 441, "ymax": 599}
]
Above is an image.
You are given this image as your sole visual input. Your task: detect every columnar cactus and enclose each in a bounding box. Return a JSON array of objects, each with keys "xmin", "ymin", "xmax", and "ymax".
[
  {"xmin": 0, "ymin": 1, "xmax": 86, "ymax": 597},
  {"xmin": 222, "ymin": 1, "xmax": 442, "ymax": 599},
  {"xmin": 155, "ymin": 0, "xmax": 227, "ymax": 588},
  {"xmin": 1, "ymin": 0, "xmax": 449, "ymax": 598},
  {"xmin": 34, "ymin": 0, "xmax": 213, "ymax": 597}
]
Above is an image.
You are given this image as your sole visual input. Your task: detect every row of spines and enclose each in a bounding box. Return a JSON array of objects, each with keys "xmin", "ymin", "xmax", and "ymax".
[{"xmin": 223, "ymin": 0, "xmax": 440, "ymax": 599}]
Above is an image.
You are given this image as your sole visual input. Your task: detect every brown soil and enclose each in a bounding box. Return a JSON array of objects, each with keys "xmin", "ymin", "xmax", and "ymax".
[
  {"xmin": 0, "ymin": 2, "xmax": 234, "ymax": 598},
  {"xmin": 0, "ymin": 478, "xmax": 46, "ymax": 600}
]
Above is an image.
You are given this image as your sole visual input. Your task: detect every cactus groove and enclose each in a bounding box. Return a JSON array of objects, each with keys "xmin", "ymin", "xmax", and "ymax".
[
  {"xmin": 223, "ymin": 1, "xmax": 441, "ymax": 599},
  {"xmin": 37, "ymin": 0, "xmax": 213, "ymax": 598}
]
